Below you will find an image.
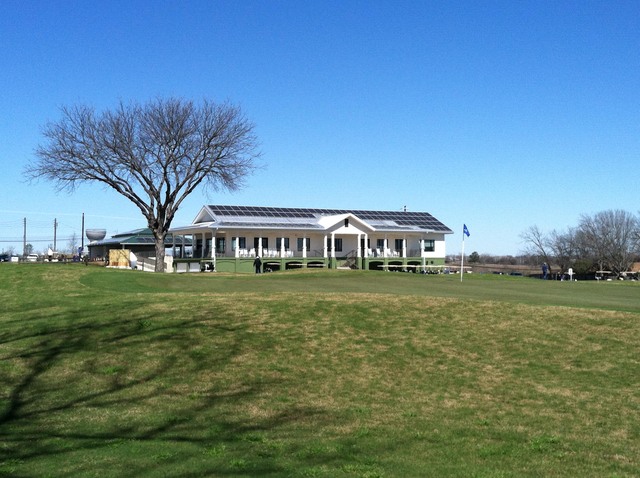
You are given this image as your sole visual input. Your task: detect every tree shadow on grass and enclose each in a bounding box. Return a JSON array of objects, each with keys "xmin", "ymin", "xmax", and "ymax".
[{"xmin": 0, "ymin": 303, "xmax": 333, "ymax": 477}]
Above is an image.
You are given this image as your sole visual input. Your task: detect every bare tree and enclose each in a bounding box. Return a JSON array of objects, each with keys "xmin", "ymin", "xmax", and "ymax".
[
  {"xmin": 547, "ymin": 227, "xmax": 577, "ymax": 275},
  {"xmin": 67, "ymin": 232, "xmax": 79, "ymax": 255},
  {"xmin": 25, "ymin": 98, "xmax": 260, "ymax": 272},
  {"xmin": 520, "ymin": 225, "xmax": 552, "ymax": 268},
  {"xmin": 577, "ymin": 210, "xmax": 638, "ymax": 275}
]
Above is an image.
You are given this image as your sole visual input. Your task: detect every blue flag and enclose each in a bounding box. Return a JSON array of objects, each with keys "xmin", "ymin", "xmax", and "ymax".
[{"xmin": 463, "ymin": 224, "xmax": 470, "ymax": 237}]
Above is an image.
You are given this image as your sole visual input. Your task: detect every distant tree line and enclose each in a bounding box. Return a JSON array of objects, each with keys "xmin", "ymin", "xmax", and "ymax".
[
  {"xmin": 450, "ymin": 252, "xmax": 532, "ymax": 267},
  {"xmin": 520, "ymin": 209, "xmax": 639, "ymax": 276},
  {"xmin": 449, "ymin": 209, "xmax": 640, "ymax": 277}
]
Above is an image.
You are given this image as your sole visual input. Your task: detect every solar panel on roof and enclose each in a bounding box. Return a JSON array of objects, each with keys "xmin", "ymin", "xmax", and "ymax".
[
  {"xmin": 221, "ymin": 221, "xmax": 322, "ymax": 228},
  {"xmin": 205, "ymin": 205, "xmax": 452, "ymax": 232}
]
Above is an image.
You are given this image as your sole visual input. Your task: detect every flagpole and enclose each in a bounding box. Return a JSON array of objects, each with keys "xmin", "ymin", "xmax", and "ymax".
[
  {"xmin": 460, "ymin": 224, "xmax": 469, "ymax": 282},
  {"xmin": 460, "ymin": 233, "xmax": 465, "ymax": 282}
]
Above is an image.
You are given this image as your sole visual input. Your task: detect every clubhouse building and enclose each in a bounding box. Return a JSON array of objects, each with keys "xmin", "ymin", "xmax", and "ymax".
[{"xmin": 168, "ymin": 205, "xmax": 453, "ymax": 273}]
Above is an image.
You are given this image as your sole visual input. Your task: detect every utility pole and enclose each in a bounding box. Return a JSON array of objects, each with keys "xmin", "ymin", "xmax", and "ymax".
[
  {"xmin": 53, "ymin": 218, "xmax": 58, "ymax": 252},
  {"xmin": 81, "ymin": 212, "xmax": 85, "ymax": 254},
  {"xmin": 23, "ymin": 217, "xmax": 26, "ymax": 256}
]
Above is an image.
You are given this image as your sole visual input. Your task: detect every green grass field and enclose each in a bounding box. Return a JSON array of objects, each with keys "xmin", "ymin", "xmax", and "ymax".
[{"xmin": 1, "ymin": 265, "xmax": 638, "ymax": 477}]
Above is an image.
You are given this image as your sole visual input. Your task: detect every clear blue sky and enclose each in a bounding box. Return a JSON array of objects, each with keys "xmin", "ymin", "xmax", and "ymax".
[{"xmin": 1, "ymin": 0, "xmax": 638, "ymax": 256}]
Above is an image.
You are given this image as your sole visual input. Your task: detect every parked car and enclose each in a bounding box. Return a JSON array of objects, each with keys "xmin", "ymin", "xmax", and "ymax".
[
  {"xmin": 26, "ymin": 254, "xmax": 39, "ymax": 262},
  {"xmin": 0, "ymin": 254, "xmax": 10, "ymax": 262}
]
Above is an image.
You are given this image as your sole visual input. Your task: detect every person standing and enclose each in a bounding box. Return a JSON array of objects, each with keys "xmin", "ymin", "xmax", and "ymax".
[
  {"xmin": 253, "ymin": 255, "xmax": 262, "ymax": 274},
  {"xmin": 542, "ymin": 262, "xmax": 548, "ymax": 280}
]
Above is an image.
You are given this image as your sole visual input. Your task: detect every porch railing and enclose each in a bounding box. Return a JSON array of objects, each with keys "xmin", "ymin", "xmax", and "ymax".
[{"xmin": 211, "ymin": 248, "xmax": 425, "ymax": 259}]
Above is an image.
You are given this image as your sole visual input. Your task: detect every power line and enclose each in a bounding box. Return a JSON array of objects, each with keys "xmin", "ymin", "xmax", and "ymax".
[
  {"xmin": 0, "ymin": 210, "xmax": 139, "ymax": 221},
  {"xmin": 0, "ymin": 215, "xmax": 87, "ymax": 254},
  {"xmin": 0, "ymin": 237, "xmax": 79, "ymax": 243}
]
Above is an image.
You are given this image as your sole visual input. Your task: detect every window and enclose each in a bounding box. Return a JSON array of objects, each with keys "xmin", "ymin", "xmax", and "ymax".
[
  {"xmin": 395, "ymin": 239, "xmax": 403, "ymax": 251},
  {"xmin": 232, "ymin": 237, "xmax": 246, "ymax": 250},
  {"xmin": 297, "ymin": 238, "xmax": 310, "ymax": 251},
  {"xmin": 254, "ymin": 237, "xmax": 268, "ymax": 250},
  {"xmin": 423, "ymin": 240, "xmax": 435, "ymax": 252},
  {"xmin": 276, "ymin": 237, "xmax": 290, "ymax": 250},
  {"xmin": 334, "ymin": 238, "xmax": 343, "ymax": 252},
  {"xmin": 215, "ymin": 237, "xmax": 226, "ymax": 254},
  {"xmin": 344, "ymin": 218, "xmax": 349, "ymax": 227},
  {"xmin": 376, "ymin": 239, "xmax": 385, "ymax": 249}
]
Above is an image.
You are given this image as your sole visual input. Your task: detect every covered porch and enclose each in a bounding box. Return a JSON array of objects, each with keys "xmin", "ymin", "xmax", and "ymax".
[{"xmin": 168, "ymin": 222, "xmax": 444, "ymax": 273}]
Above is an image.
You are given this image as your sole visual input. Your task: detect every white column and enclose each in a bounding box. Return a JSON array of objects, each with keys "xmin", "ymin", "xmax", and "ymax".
[
  {"xmin": 258, "ymin": 237, "xmax": 263, "ymax": 256},
  {"xmin": 280, "ymin": 237, "xmax": 285, "ymax": 257},
  {"xmin": 235, "ymin": 236, "xmax": 239, "ymax": 258},
  {"xmin": 402, "ymin": 237, "xmax": 407, "ymax": 258},
  {"xmin": 331, "ymin": 232, "xmax": 335, "ymax": 258},
  {"xmin": 383, "ymin": 237, "xmax": 388, "ymax": 257},
  {"xmin": 364, "ymin": 233, "xmax": 369, "ymax": 257},
  {"xmin": 323, "ymin": 235, "xmax": 328, "ymax": 258},
  {"xmin": 302, "ymin": 236, "xmax": 307, "ymax": 258},
  {"xmin": 357, "ymin": 234, "xmax": 361, "ymax": 258}
]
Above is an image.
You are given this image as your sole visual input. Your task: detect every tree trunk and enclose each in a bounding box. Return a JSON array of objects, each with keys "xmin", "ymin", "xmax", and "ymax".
[{"xmin": 154, "ymin": 231, "xmax": 166, "ymax": 273}]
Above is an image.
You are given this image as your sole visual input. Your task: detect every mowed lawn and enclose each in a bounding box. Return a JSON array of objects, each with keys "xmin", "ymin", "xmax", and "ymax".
[{"xmin": 0, "ymin": 265, "xmax": 638, "ymax": 477}]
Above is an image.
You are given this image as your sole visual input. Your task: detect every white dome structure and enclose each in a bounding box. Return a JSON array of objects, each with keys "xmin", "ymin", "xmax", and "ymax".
[{"xmin": 86, "ymin": 229, "xmax": 107, "ymax": 242}]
